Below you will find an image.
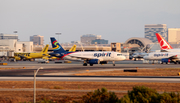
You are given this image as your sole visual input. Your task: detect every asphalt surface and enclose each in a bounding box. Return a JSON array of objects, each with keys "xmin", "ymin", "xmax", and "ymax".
[
  {"xmin": 0, "ymin": 60, "xmax": 179, "ymax": 82},
  {"xmin": 0, "ymin": 60, "xmax": 180, "ymax": 76},
  {"xmin": 0, "ymin": 76, "xmax": 180, "ymax": 82}
]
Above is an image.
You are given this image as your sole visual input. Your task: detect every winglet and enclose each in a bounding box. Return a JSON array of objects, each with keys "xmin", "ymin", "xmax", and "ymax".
[{"xmin": 155, "ymin": 33, "xmax": 173, "ymax": 50}]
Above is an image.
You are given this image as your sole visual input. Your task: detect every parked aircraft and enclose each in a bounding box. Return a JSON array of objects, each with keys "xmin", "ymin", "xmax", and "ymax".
[
  {"xmin": 49, "ymin": 37, "xmax": 126, "ymax": 66},
  {"xmin": 130, "ymin": 52, "xmax": 147, "ymax": 61},
  {"xmin": 69, "ymin": 44, "xmax": 76, "ymax": 52},
  {"xmin": 143, "ymin": 33, "xmax": 180, "ymax": 64},
  {"xmin": 14, "ymin": 44, "xmax": 49, "ymax": 61},
  {"xmin": 143, "ymin": 52, "xmax": 180, "ymax": 64}
]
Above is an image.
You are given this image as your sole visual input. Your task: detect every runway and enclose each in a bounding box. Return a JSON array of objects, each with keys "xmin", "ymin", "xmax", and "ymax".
[
  {"xmin": 0, "ymin": 61, "xmax": 180, "ymax": 82},
  {"xmin": 0, "ymin": 76, "xmax": 180, "ymax": 83},
  {"xmin": 0, "ymin": 61, "xmax": 180, "ymax": 76}
]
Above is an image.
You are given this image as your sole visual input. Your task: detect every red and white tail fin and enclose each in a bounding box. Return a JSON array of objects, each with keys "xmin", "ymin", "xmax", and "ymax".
[{"xmin": 155, "ymin": 33, "xmax": 173, "ymax": 50}]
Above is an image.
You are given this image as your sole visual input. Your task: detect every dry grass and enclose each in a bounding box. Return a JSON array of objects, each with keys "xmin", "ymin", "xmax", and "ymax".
[
  {"xmin": 0, "ymin": 81, "xmax": 179, "ymax": 102},
  {"xmin": 0, "ymin": 91, "xmax": 126, "ymax": 103},
  {"xmin": 0, "ymin": 68, "xmax": 180, "ymax": 102},
  {"xmin": 0, "ymin": 81, "xmax": 180, "ymax": 92},
  {"xmin": 0, "ymin": 67, "xmax": 27, "ymax": 70},
  {"xmin": 74, "ymin": 68, "xmax": 180, "ymax": 76}
]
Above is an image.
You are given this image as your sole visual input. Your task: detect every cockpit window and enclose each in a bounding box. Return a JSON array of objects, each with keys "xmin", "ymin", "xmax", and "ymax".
[{"xmin": 117, "ymin": 54, "xmax": 122, "ymax": 56}]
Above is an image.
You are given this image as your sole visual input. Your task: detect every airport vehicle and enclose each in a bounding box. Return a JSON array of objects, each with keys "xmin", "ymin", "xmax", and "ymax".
[
  {"xmin": 156, "ymin": 33, "xmax": 180, "ymax": 52},
  {"xmin": 35, "ymin": 59, "xmax": 49, "ymax": 63},
  {"xmin": 14, "ymin": 44, "xmax": 49, "ymax": 61},
  {"xmin": 49, "ymin": 37, "xmax": 126, "ymax": 66}
]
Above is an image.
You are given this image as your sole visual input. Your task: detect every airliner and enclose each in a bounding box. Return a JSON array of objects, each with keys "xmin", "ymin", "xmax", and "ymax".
[
  {"xmin": 14, "ymin": 44, "xmax": 49, "ymax": 61},
  {"xmin": 143, "ymin": 33, "xmax": 180, "ymax": 64},
  {"xmin": 130, "ymin": 52, "xmax": 147, "ymax": 61},
  {"xmin": 49, "ymin": 37, "xmax": 126, "ymax": 66},
  {"xmin": 143, "ymin": 52, "xmax": 180, "ymax": 64}
]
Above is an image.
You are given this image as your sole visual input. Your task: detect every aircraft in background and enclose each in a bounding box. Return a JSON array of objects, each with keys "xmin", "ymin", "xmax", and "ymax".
[
  {"xmin": 48, "ymin": 44, "xmax": 77, "ymax": 60},
  {"xmin": 14, "ymin": 44, "xmax": 49, "ymax": 61},
  {"xmin": 143, "ymin": 33, "xmax": 180, "ymax": 64},
  {"xmin": 69, "ymin": 44, "xmax": 76, "ymax": 52},
  {"xmin": 156, "ymin": 33, "xmax": 180, "ymax": 52},
  {"xmin": 143, "ymin": 52, "xmax": 180, "ymax": 64},
  {"xmin": 156, "ymin": 33, "xmax": 173, "ymax": 50},
  {"xmin": 49, "ymin": 37, "xmax": 126, "ymax": 66},
  {"xmin": 130, "ymin": 52, "xmax": 147, "ymax": 61}
]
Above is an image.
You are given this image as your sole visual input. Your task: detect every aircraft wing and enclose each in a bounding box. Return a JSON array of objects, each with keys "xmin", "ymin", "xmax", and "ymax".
[
  {"xmin": 18, "ymin": 54, "xmax": 32, "ymax": 60},
  {"xmin": 18, "ymin": 55, "xmax": 27, "ymax": 59},
  {"xmin": 168, "ymin": 55, "xmax": 178, "ymax": 60},
  {"xmin": 68, "ymin": 55, "xmax": 99, "ymax": 61}
]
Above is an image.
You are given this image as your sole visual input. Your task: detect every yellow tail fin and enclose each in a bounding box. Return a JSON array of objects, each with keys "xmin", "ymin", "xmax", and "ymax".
[
  {"xmin": 41, "ymin": 44, "xmax": 49, "ymax": 53},
  {"xmin": 69, "ymin": 44, "xmax": 76, "ymax": 52}
]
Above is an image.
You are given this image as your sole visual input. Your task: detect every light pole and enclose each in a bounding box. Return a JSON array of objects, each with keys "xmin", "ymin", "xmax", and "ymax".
[
  {"xmin": 34, "ymin": 67, "xmax": 43, "ymax": 103},
  {"xmin": 55, "ymin": 33, "xmax": 61, "ymax": 42}
]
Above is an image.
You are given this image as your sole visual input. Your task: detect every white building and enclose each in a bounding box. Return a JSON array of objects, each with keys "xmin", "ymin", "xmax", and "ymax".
[
  {"xmin": 168, "ymin": 28, "xmax": 180, "ymax": 44},
  {"xmin": 0, "ymin": 33, "xmax": 18, "ymax": 40},
  {"xmin": 0, "ymin": 39, "xmax": 17, "ymax": 50},
  {"xmin": 15, "ymin": 41, "xmax": 33, "ymax": 52},
  {"xmin": 0, "ymin": 39, "xmax": 33, "ymax": 53}
]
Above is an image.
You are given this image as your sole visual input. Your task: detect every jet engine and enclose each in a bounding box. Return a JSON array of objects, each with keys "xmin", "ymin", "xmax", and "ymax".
[
  {"xmin": 49, "ymin": 53, "xmax": 60, "ymax": 56},
  {"xmin": 88, "ymin": 59, "xmax": 100, "ymax": 64},
  {"xmin": 100, "ymin": 61, "xmax": 108, "ymax": 64},
  {"xmin": 161, "ymin": 58, "xmax": 170, "ymax": 63}
]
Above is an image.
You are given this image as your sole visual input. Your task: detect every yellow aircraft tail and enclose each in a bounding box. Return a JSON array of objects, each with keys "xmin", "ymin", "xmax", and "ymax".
[
  {"xmin": 40, "ymin": 44, "xmax": 49, "ymax": 54},
  {"xmin": 69, "ymin": 44, "xmax": 76, "ymax": 52}
]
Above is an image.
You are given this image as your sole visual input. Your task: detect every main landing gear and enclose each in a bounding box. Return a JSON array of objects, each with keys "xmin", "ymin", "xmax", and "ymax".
[
  {"xmin": 83, "ymin": 63, "xmax": 87, "ymax": 66},
  {"xmin": 113, "ymin": 61, "xmax": 115, "ymax": 66},
  {"xmin": 90, "ymin": 64, "xmax": 93, "ymax": 66},
  {"xmin": 83, "ymin": 63, "xmax": 93, "ymax": 66}
]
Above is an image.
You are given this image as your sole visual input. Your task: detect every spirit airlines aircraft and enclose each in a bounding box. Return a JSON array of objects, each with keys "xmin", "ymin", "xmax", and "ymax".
[
  {"xmin": 14, "ymin": 44, "xmax": 49, "ymax": 60},
  {"xmin": 69, "ymin": 44, "xmax": 76, "ymax": 52},
  {"xmin": 49, "ymin": 37, "xmax": 126, "ymax": 66},
  {"xmin": 143, "ymin": 33, "xmax": 180, "ymax": 64}
]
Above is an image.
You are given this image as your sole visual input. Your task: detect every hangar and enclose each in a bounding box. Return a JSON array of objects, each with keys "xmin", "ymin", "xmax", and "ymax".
[{"xmin": 124, "ymin": 37, "xmax": 153, "ymax": 52}]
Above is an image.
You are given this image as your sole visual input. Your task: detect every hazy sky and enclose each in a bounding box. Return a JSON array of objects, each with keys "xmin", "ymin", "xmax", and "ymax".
[{"xmin": 1, "ymin": 0, "xmax": 180, "ymax": 44}]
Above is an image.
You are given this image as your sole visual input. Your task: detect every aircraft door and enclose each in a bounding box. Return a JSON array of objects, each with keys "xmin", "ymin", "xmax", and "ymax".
[{"xmin": 111, "ymin": 53, "xmax": 114, "ymax": 58}]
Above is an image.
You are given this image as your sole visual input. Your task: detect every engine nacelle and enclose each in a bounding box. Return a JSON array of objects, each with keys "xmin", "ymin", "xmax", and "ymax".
[
  {"xmin": 88, "ymin": 59, "xmax": 99, "ymax": 64},
  {"xmin": 161, "ymin": 58, "xmax": 170, "ymax": 63},
  {"xmin": 100, "ymin": 61, "xmax": 108, "ymax": 64},
  {"xmin": 15, "ymin": 56, "xmax": 21, "ymax": 60}
]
